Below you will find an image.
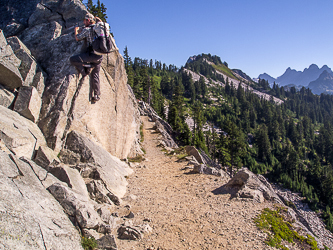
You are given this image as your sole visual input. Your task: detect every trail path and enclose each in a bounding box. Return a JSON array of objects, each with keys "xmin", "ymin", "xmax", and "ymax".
[{"xmin": 117, "ymin": 116, "xmax": 276, "ymax": 250}]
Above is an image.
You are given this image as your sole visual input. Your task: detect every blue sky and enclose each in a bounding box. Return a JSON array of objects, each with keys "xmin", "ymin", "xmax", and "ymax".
[{"xmin": 102, "ymin": 0, "xmax": 333, "ymax": 79}]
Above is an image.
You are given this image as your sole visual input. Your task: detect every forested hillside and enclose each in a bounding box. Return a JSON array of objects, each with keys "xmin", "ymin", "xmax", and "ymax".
[{"xmin": 124, "ymin": 49, "xmax": 333, "ymax": 232}]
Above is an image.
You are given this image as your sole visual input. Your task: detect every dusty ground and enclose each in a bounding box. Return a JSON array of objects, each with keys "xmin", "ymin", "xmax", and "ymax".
[{"xmin": 115, "ymin": 116, "xmax": 278, "ymax": 250}]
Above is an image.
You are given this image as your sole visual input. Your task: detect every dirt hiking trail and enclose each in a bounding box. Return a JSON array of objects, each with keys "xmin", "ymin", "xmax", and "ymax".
[{"xmin": 117, "ymin": 116, "xmax": 276, "ymax": 250}]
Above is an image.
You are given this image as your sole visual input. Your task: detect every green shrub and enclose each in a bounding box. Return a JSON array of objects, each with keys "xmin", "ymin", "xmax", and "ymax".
[
  {"xmin": 81, "ymin": 236, "xmax": 97, "ymax": 250},
  {"xmin": 254, "ymin": 207, "xmax": 319, "ymax": 250},
  {"xmin": 128, "ymin": 155, "xmax": 145, "ymax": 163},
  {"xmin": 140, "ymin": 124, "xmax": 144, "ymax": 142}
]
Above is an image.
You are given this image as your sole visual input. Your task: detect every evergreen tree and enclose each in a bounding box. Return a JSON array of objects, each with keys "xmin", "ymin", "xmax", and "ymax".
[
  {"xmin": 86, "ymin": 0, "xmax": 107, "ymax": 22},
  {"xmin": 192, "ymin": 101, "xmax": 207, "ymax": 152},
  {"xmin": 123, "ymin": 46, "xmax": 134, "ymax": 88},
  {"xmin": 255, "ymin": 124, "xmax": 271, "ymax": 162}
]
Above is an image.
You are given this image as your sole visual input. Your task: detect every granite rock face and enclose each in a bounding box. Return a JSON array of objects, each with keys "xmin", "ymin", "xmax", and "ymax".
[
  {"xmin": 14, "ymin": 86, "xmax": 42, "ymax": 122},
  {"xmin": 0, "ymin": 105, "xmax": 47, "ymax": 159},
  {"xmin": 0, "ymin": 84, "xmax": 15, "ymax": 108},
  {"xmin": 0, "ymin": 1, "xmax": 142, "ymax": 248},
  {"xmin": 0, "ymin": 0, "xmax": 142, "ymax": 159},
  {"xmin": 0, "ymin": 151, "xmax": 83, "ymax": 249},
  {"xmin": 7, "ymin": 36, "xmax": 45, "ymax": 96},
  {"xmin": 0, "ymin": 57, "xmax": 23, "ymax": 90},
  {"xmin": 65, "ymin": 131, "xmax": 133, "ymax": 198}
]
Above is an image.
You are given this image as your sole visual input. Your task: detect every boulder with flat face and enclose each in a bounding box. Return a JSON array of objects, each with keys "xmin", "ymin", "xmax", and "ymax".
[
  {"xmin": 34, "ymin": 145, "xmax": 60, "ymax": 169},
  {"xmin": 0, "ymin": 105, "xmax": 46, "ymax": 159},
  {"xmin": 0, "ymin": 30, "xmax": 21, "ymax": 68},
  {"xmin": 65, "ymin": 130, "xmax": 133, "ymax": 199},
  {"xmin": 224, "ymin": 168, "xmax": 282, "ymax": 203},
  {"xmin": 0, "ymin": 58, "xmax": 23, "ymax": 90},
  {"xmin": 7, "ymin": 36, "xmax": 37, "ymax": 86},
  {"xmin": 6, "ymin": 36, "xmax": 45, "ymax": 97},
  {"xmin": 14, "ymin": 86, "xmax": 41, "ymax": 122},
  {"xmin": 0, "ymin": 84, "xmax": 15, "ymax": 108},
  {"xmin": 0, "ymin": 30, "xmax": 23, "ymax": 90}
]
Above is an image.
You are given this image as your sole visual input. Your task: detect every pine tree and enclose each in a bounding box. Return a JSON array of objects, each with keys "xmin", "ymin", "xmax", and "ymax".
[
  {"xmin": 192, "ymin": 101, "xmax": 207, "ymax": 152},
  {"xmin": 86, "ymin": 0, "xmax": 107, "ymax": 22},
  {"xmin": 168, "ymin": 78, "xmax": 191, "ymax": 144},
  {"xmin": 255, "ymin": 124, "xmax": 271, "ymax": 162},
  {"xmin": 123, "ymin": 46, "xmax": 134, "ymax": 88}
]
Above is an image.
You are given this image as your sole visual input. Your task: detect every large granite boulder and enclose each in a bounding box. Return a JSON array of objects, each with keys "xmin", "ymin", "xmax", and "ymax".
[
  {"xmin": 223, "ymin": 168, "xmax": 283, "ymax": 203},
  {"xmin": 47, "ymin": 183, "xmax": 104, "ymax": 231},
  {"xmin": 7, "ymin": 36, "xmax": 45, "ymax": 96},
  {"xmin": 65, "ymin": 131, "xmax": 133, "ymax": 198},
  {"xmin": 0, "ymin": 105, "xmax": 47, "ymax": 159},
  {"xmin": 0, "ymin": 30, "xmax": 23, "ymax": 90},
  {"xmin": 0, "ymin": 151, "xmax": 83, "ymax": 249},
  {"xmin": 0, "ymin": 30, "xmax": 21, "ymax": 68},
  {"xmin": 49, "ymin": 164, "xmax": 90, "ymax": 199},
  {"xmin": 7, "ymin": 36, "xmax": 37, "ymax": 86},
  {"xmin": 0, "ymin": 58, "xmax": 23, "ymax": 91},
  {"xmin": 34, "ymin": 145, "xmax": 60, "ymax": 169},
  {"xmin": 0, "ymin": 84, "xmax": 15, "ymax": 108},
  {"xmin": 185, "ymin": 146, "xmax": 205, "ymax": 164},
  {"xmin": 14, "ymin": 86, "xmax": 42, "ymax": 122}
]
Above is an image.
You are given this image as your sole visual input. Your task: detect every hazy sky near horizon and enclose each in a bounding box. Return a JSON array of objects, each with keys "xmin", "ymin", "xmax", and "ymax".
[{"xmin": 103, "ymin": 0, "xmax": 333, "ymax": 79}]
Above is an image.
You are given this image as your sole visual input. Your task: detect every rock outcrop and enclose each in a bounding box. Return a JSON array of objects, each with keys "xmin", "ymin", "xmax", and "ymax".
[
  {"xmin": 272, "ymin": 184, "xmax": 333, "ymax": 249},
  {"xmin": 139, "ymin": 101, "xmax": 178, "ymax": 148},
  {"xmin": 0, "ymin": 105, "xmax": 47, "ymax": 159},
  {"xmin": 1, "ymin": 0, "xmax": 142, "ymax": 159},
  {"xmin": 222, "ymin": 168, "xmax": 283, "ymax": 204},
  {"xmin": 65, "ymin": 130, "xmax": 133, "ymax": 198},
  {"xmin": 0, "ymin": 151, "xmax": 83, "ymax": 249},
  {"xmin": 0, "ymin": 0, "xmax": 144, "ymax": 248},
  {"xmin": 13, "ymin": 86, "xmax": 42, "ymax": 122}
]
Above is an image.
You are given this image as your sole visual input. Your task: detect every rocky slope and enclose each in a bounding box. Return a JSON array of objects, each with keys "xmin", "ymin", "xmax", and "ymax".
[{"xmin": 183, "ymin": 68, "xmax": 284, "ymax": 105}]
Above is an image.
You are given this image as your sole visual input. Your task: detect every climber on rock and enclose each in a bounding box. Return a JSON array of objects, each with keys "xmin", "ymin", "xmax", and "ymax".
[{"xmin": 70, "ymin": 13, "xmax": 102, "ymax": 102}]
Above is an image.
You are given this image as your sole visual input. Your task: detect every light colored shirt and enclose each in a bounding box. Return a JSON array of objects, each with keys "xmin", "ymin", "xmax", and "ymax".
[{"xmin": 76, "ymin": 24, "xmax": 95, "ymax": 44}]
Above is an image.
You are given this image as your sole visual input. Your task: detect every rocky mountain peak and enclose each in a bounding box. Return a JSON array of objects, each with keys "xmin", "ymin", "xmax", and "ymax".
[
  {"xmin": 318, "ymin": 70, "xmax": 333, "ymax": 80},
  {"xmin": 307, "ymin": 64, "xmax": 319, "ymax": 70}
]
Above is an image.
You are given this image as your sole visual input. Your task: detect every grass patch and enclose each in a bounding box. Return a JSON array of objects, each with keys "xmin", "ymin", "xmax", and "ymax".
[
  {"xmin": 81, "ymin": 236, "xmax": 97, "ymax": 250},
  {"xmin": 165, "ymin": 146, "xmax": 187, "ymax": 156},
  {"xmin": 177, "ymin": 153, "xmax": 188, "ymax": 160},
  {"xmin": 140, "ymin": 124, "xmax": 144, "ymax": 142},
  {"xmin": 128, "ymin": 155, "xmax": 145, "ymax": 163},
  {"xmin": 211, "ymin": 63, "xmax": 238, "ymax": 80},
  {"xmin": 254, "ymin": 206, "xmax": 319, "ymax": 250}
]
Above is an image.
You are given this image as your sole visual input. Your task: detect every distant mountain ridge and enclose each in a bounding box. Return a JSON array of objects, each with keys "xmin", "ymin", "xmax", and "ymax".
[
  {"xmin": 259, "ymin": 64, "xmax": 333, "ymax": 95},
  {"xmin": 259, "ymin": 64, "xmax": 333, "ymax": 86}
]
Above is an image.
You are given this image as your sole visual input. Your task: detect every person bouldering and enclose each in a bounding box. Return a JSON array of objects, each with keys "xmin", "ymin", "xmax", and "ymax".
[{"xmin": 70, "ymin": 13, "xmax": 102, "ymax": 102}]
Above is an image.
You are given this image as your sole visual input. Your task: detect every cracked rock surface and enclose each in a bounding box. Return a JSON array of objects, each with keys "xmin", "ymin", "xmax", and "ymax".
[{"xmin": 0, "ymin": 150, "xmax": 83, "ymax": 249}]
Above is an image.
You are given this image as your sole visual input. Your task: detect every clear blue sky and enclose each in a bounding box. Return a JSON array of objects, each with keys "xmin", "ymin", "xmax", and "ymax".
[{"xmin": 101, "ymin": 0, "xmax": 333, "ymax": 79}]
